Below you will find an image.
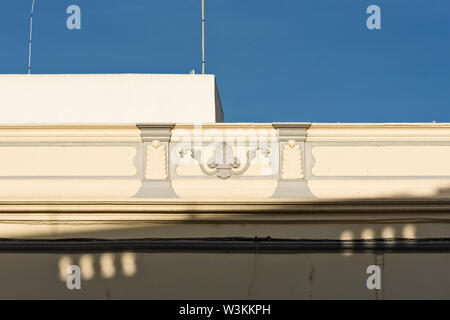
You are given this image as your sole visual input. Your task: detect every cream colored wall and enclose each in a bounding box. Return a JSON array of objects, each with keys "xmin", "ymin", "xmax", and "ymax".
[
  {"xmin": 0, "ymin": 125, "xmax": 143, "ymax": 200},
  {"xmin": 306, "ymin": 123, "xmax": 450, "ymax": 199},
  {"xmin": 0, "ymin": 146, "xmax": 137, "ymax": 176},
  {"xmin": 311, "ymin": 146, "xmax": 450, "ymax": 176},
  {"xmin": 0, "ymin": 143, "xmax": 139, "ymax": 199}
]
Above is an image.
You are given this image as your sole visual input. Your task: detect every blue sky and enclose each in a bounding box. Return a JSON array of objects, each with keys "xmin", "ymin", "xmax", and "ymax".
[{"xmin": 0, "ymin": 0, "xmax": 449, "ymax": 122}]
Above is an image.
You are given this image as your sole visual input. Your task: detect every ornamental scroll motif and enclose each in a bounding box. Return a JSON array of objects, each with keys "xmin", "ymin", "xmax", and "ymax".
[{"xmin": 178, "ymin": 143, "xmax": 270, "ymax": 179}]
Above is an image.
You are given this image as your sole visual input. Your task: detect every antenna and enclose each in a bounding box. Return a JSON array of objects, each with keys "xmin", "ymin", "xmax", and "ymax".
[
  {"xmin": 28, "ymin": 0, "xmax": 36, "ymax": 74},
  {"xmin": 202, "ymin": 0, "xmax": 205, "ymax": 74}
]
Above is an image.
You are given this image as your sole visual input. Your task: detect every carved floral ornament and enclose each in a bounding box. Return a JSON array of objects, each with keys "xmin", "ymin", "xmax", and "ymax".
[{"xmin": 178, "ymin": 142, "xmax": 271, "ymax": 179}]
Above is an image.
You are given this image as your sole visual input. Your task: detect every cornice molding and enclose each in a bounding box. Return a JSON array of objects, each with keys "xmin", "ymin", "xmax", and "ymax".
[
  {"xmin": 1, "ymin": 123, "xmax": 448, "ymax": 143},
  {"xmin": 137, "ymin": 123, "xmax": 175, "ymax": 142},
  {"xmin": 307, "ymin": 123, "xmax": 450, "ymax": 142},
  {"xmin": 0, "ymin": 199, "xmax": 449, "ymax": 214},
  {"xmin": 273, "ymin": 122, "xmax": 311, "ymax": 142},
  {"xmin": 0, "ymin": 124, "xmax": 142, "ymax": 142}
]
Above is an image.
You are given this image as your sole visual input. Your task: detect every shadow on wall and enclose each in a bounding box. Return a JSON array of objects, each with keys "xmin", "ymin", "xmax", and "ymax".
[
  {"xmin": 59, "ymin": 252, "xmax": 137, "ymax": 281},
  {"xmin": 0, "ymin": 186, "xmax": 449, "ymax": 242},
  {"xmin": 0, "ymin": 186, "xmax": 447, "ymax": 299}
]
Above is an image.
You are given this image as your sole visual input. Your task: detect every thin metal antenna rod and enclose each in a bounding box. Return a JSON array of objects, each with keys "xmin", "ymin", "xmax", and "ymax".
[
  {"xmin": 28, "ymin": 0, "xmax": 36, "ymax": 74},
  {"xmin": 202, "ymin": 0, "xmax": 205, "ymax": 74}
]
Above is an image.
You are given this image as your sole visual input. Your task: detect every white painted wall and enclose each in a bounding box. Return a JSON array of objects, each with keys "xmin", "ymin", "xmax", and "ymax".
[{"xmin": 0, "ymin": 74, "xmax": 223, "ymax": 123}]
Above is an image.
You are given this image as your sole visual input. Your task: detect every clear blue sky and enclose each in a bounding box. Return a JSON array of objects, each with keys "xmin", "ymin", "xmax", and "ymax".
[{"xmin": 0, "ymin": 0, "xmax": 449, "ymax": 122}]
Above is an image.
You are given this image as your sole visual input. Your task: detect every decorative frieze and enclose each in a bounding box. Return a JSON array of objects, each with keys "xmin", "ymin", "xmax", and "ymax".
[{"xmin": 0, "ymin": 123, "xmax": 447, "ymax": 201}]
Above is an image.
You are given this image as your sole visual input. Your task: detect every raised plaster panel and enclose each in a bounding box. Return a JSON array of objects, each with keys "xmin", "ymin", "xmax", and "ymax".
[
  {"xmin": 312, "ymin": 146, "xmax": 450, "ymax": 176},
  {"xmin": 308, "ymin": 179, "xmax": 450, "ymax": 198},
  {"xmin": 0, "ymin": 146, "xmax": 137, "ymax": 176},
  {"xmin": 171, "ymin": 179, "xmax": 277, "ymax": 199},
  {"xmin": 281, "ymin": 141, "xmax": 303, "ymax": 179},
  {"xmin": 145, "ymin": 141, "xmax": 167, "ymax": 180},
  {"xmin": 0, "ymin": 180, "xmax": 141, "ymax": 199}
]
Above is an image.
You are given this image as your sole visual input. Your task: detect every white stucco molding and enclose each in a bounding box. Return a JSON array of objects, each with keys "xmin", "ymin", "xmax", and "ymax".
[
  {"xmin": 307, "ymin": 123, "xmax": 450, "ymax": 142},
  {"xmin": 0, "ymin": 124, "xmax": 142, "ymax": 142}
]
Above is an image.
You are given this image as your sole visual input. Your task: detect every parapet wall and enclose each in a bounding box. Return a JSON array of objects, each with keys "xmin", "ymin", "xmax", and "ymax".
[{"xmin": 0, "ymin": 122, "xmax": 448, "ymax": 201}]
